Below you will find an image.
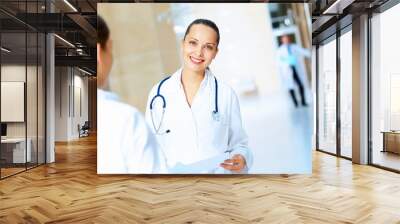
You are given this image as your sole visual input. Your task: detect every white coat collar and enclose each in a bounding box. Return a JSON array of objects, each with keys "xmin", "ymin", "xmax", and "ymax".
[
  {"xmin": 170, "ymin": 68, "xmax": 213, "ymax": 90},
  {"xmin": 98, "ymin": 88, "xmax": 119, "ymax": 101}
]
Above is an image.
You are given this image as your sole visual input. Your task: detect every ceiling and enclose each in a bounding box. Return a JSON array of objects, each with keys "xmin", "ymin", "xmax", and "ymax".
[
  {"xmin": 311, "ymin": 0, "xmax": 391, "ymax": 44},
  {"xmin": 3, "ymin": 0, "xmax": 392, "ymax": 72},
  {"xmin": 0, "ymin": 0, "xmax": 98, "ymax": 73}
]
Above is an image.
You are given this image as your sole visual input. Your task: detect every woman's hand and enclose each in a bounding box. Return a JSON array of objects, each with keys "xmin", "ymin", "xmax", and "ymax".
[{"xmin": 220, "ymin": 154, "xmax": 246, "ymax": 172}]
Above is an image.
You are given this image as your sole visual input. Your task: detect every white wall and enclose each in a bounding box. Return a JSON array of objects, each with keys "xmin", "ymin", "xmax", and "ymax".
[
  {"xmin": 311, "ymin": 45, "xmax": 316, "ymax": 150},
  {"xmin": 1, "ymin": 65, "xmax": 35, "ymax": 137},
  {"xmin": 55, "ymin": 67, "xmax": 68, "ymax": 141},
  {"xmin": 317, "ymin": 39, "xmax": 337, "ymax": 153},
  {"xmin": 72, "ymin": 73, "xmax": 89, "ymax": 138},
  {"xmin": 1, "ymin": 64, "xmax": 46, "ymax": 164},
  {"xmin": 55, "ymin": 67, "xmax": 89, "ymax": 141}
]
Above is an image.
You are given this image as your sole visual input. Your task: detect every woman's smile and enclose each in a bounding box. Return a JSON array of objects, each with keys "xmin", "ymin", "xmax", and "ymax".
[{"xmin": 189, "ymin": 56, "xmax": 205, "ymax": 64}]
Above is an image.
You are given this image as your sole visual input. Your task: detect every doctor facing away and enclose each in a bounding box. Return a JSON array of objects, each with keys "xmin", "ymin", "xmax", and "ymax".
[
  {"xmin": 145, "ymin": 19, "xmax": 252, "ymax": 173},
  {"xmin": 97, "ymin": 16, "xmax": 167, "ymax": 174},
  {"xmin": 277, "ymin": 35, "xmax": 311, "ymax": 107}
]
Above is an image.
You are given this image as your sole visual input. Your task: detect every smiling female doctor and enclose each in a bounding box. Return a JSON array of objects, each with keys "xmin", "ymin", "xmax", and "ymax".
[{"xmin": 145, "ymin": 19, "xmax": 252, "ymax": 173}]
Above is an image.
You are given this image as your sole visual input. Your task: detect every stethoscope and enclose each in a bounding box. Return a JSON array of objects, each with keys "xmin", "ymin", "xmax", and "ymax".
[{"xmin": 149, "ymin": 74, "xmax": 220, "ymax": 135}]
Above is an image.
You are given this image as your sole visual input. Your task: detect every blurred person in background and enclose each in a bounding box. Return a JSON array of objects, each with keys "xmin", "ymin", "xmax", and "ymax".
[
  {"xmin": 97, "ymin": 16, "xmax": 167, "ymax": 174},
  {"xmin": 277, "ymin": 34, "xmax": 311, "ymax": 107}
]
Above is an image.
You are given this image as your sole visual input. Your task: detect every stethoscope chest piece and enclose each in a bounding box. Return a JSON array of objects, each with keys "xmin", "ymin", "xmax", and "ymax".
[{"xmin": 212, "ymin": 111, "xmax": 220, "ymax": 122}]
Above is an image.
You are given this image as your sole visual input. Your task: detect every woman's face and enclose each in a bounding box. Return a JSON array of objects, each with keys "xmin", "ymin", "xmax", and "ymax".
[{"xmin": 182, "ymin": 24, "xmax": 218, "ymax": 73}]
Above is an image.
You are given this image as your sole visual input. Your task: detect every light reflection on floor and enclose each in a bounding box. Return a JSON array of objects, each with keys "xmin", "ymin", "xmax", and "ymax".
[
  {"xmin": 239, "ymin": 91, "xmax": 313, "ymax": 174},
  {"xmin": 372, "ymin": 150, "xmax": 400, "ymax": 171}
]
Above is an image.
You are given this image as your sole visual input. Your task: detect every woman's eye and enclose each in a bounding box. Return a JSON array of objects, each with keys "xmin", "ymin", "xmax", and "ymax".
[
  {"xmin": 189, "ymin": 41, "xmax": 197, "ymax": 46},
  {"xmin": 206, "ymin": 45, "xmax": 214, "ymax": 50}
]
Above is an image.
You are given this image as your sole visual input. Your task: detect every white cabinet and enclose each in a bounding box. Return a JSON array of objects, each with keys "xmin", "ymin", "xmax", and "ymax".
[{"xmin": 1, "ymin": 138, "xmax": 32, "ymax": 163}]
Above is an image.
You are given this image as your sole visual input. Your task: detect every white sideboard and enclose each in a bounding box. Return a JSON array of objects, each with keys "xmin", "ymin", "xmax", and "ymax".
[{"xmin": 1, "ymin": 138, "xmax": 32, "ymax": 163}]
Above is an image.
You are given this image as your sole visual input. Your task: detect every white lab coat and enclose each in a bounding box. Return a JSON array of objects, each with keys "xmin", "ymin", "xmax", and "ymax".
[
  {"xmin": 277, "ymin": 43, "xmax": 311, "ymax": 90},
  {"xmin": 145, "ymin": 68, "xmax": 253, "ymax": 173},
  {"xmin": 97, "ymin": 89, "xmax": 167, "ymax": 174}
]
